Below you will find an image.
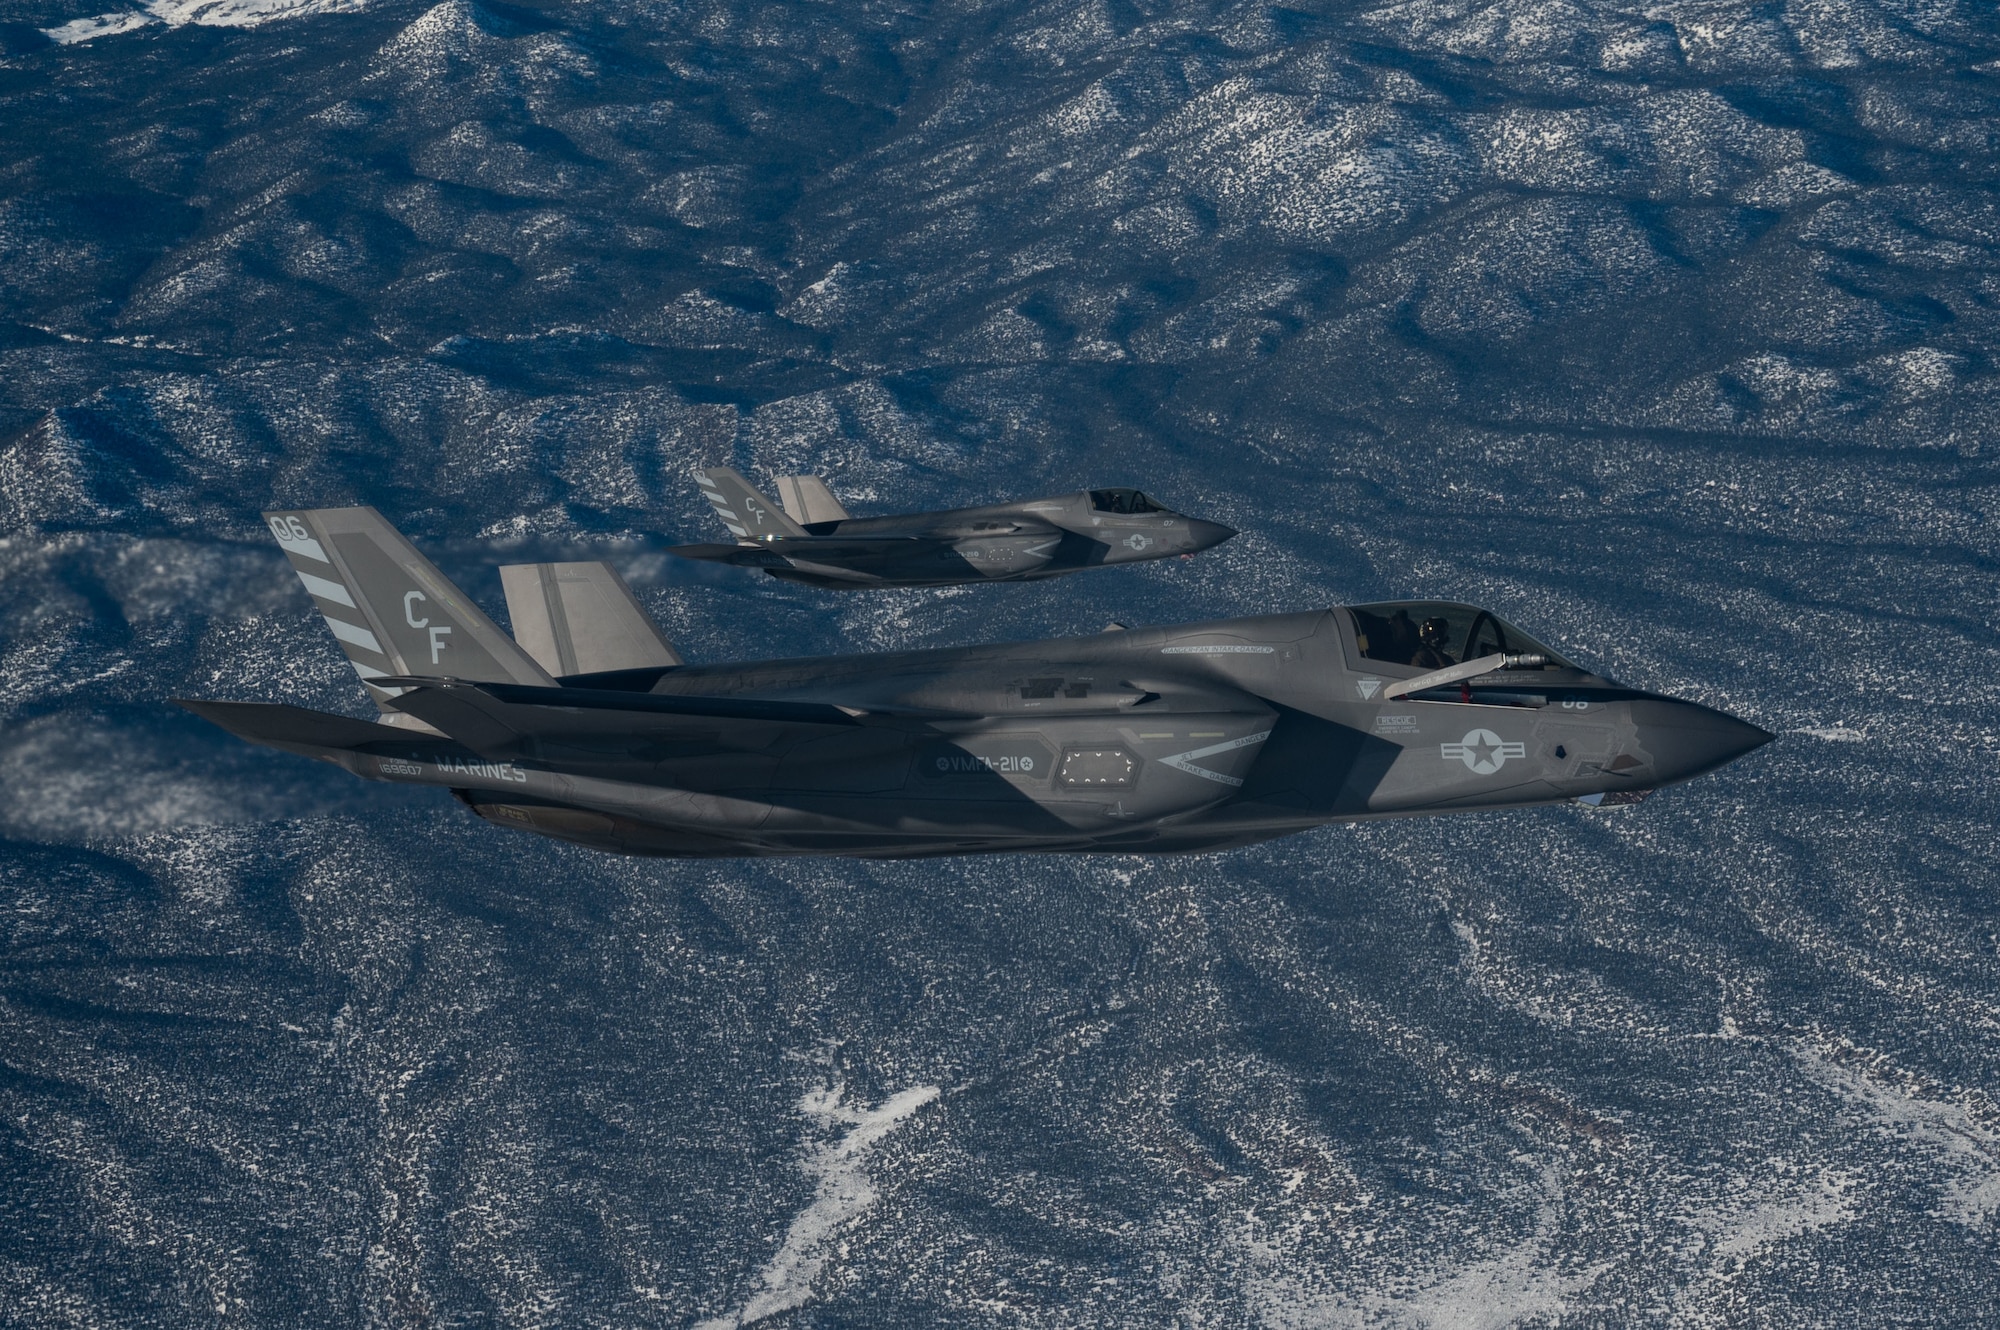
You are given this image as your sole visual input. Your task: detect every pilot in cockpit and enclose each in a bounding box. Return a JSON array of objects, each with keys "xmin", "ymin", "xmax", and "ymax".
[
  {"xmin": 1373, "ymin": 608, "xmax": 1419, "ymax": 664},
  {"xmin": 1411, "ymin": 617, "xmax": 1455, "ymax": 670}
]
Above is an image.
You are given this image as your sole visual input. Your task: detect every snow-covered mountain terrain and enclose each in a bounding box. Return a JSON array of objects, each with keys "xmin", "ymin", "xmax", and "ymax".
[{"xmin": 2, "ymin": 0, "xmax": 1998, "ymax": 1322}]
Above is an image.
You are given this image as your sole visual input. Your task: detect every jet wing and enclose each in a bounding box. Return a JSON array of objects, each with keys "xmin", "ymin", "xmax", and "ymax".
[
  {"xmin": 373, "ymin": 678, "xmax": 861, "ymax": 761},
  {"xmin": 667, "ymin": 537, "xmax": 933, "ymax": 568}
]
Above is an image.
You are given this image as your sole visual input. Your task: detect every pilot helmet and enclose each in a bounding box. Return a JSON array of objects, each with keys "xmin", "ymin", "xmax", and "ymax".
[{"xmin": 1418, "ymin": 617, "xmax": 1451, "ymax": 649}]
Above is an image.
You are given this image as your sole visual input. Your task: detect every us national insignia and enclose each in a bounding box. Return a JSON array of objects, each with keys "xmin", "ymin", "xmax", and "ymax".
[{"xmin": 1440, "ymin": 728, "xmax": 1527, "ymax": 774}]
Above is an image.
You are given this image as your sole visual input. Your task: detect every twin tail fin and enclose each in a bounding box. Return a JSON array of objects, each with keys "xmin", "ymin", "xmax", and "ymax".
[
  {"xmin": 499, "ymin": 561, "xmax": 683, "ymax": 677},
  {"xmin": 773, "ymin": 475, "xmax": 849, "ymax": 525},
  {"xmin": 696, "ymin": 467, "xmax": 807, "ymax": 542},
  {"xmin": 263, "ymin": 507, "xmax": 557, "ymax": 718}
]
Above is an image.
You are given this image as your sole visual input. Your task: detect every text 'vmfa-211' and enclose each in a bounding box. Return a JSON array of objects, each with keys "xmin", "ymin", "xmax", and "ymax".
[{"xmin": 180, "ymin": 507, "xmax": 1771, "ymax": 858}]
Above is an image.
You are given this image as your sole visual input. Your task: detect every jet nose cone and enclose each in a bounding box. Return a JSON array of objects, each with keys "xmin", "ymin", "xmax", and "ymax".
[
  {"xmin": 1184, "ymin": 518, "xmax": 1237, "ymax": 551},
  {"xmin": 1631, "ymin": 701, "xmax": 1773, "ymax": 785}
]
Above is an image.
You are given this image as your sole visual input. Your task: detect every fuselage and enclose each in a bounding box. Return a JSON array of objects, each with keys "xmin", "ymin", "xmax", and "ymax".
[
  {"xmin": 737, "ymin": 490, "xmax": 1235, "ymax": 589},
  {"xmin": 317, "ymin": 605, "xmax": 1770, "ymax": 858}
]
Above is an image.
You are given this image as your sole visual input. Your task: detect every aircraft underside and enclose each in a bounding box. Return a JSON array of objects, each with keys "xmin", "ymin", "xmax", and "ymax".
[{"xmin": 451, "ymin": 787, "xmax": 1324, "ymax": 858}]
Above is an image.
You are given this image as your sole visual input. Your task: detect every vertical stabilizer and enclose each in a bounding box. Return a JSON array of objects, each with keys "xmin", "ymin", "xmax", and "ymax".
[
  {"xmin": 263, "ymin": 508, "xmax": 557, "ymax": 718},
  {"xmin": 696, "ymin": 467, "xmax": 806, "ymax": 542},
  {"xmin": 499, "ymin": 561, "xmax": 684, "ymax": 677},
  {"xmin": 774, "ymin": 475, "xmax": 850, "ymax": 525}
]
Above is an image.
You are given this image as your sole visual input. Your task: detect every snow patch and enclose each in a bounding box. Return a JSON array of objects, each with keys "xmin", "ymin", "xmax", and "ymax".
[
  {"xmin": 1246, "ymin": 1161, "xmax": 1604, "ymax": 1327},
  {"xmin": 1695, "ymin": 1169, "xmax": 1855, "ymax": 1260},
  {"xmin": 700, "ymin": 1082, "xmax": 938, "ymax": 1328},
  {"xmin": 43, "ymin": 10, "xmax": 154, "ymax": 42},
  {"xmin": 1794, "ymin": 1045, "xmax": 2000, "ymax": 1226}
]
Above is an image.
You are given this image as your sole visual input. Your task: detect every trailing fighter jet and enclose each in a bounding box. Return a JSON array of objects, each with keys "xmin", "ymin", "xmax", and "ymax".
[
  {"xmin": 664, "ymin": 468, "xmax": 1236, "ymax": 588},
  {"xmin": 180, "ymin": 508, "xmax": 1772, "ymax": 858}
]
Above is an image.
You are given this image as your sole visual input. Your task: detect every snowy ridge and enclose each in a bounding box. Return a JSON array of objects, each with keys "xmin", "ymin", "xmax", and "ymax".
[
  {"xmin": 44, "ymin": 0, "xmax": 368, "ymax": 44},
  {"xmin": 3, "ymin": 0, "xmax": 1999, "ymax": 1320}
]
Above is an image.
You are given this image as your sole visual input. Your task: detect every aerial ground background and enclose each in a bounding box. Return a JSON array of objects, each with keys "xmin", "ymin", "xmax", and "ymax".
[{"xmin": 2, "ymin": 0, "xmax": 1998, "ymax": 1322}]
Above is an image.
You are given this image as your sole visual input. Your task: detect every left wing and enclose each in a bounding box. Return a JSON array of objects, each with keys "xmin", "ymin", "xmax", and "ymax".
[{"xmin": 374, "ymin": 678, "xmax": 862, "ymax": 761}]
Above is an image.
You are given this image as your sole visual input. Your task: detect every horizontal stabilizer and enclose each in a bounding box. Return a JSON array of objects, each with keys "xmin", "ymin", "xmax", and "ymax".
[
  {"xmin": 774, "ymin": 474, "xmax": 849, "ymax": 525},
  {"xmin": 499, "ymin": 561, "xmax": 683, "ymax": 677},
  {"xmin": 175, "ymin": 699, "xmax": 403, "ymax": 757},
  {"xmin": 696, "ymin": 467, "xmax": 805, "ymax": 542}
]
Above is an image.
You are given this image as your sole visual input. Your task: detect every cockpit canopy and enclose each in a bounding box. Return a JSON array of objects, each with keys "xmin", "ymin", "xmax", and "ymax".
[
  {"xmin": 1089, "ymin": 488, "xmax": 1163, "ymax": 515},
  {"xmin": 1347, "ymin": 602, "xmax": 1572, "ymax": 671}
]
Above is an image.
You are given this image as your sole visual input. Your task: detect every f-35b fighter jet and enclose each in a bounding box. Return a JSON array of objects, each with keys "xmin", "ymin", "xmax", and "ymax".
[
  {"xmin": 665, "ymin": 468, "xmax": 1236, "ymax": 588},
  {"xmin": 180, "ymin": 508, "xmax": 1771, "ymax": 858}
]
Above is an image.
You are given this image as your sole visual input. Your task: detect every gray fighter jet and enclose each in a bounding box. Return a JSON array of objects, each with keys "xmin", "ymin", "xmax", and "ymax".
[
  {"xmin": 180, "ymin": 508, "xmax": 1772, "ymax": 858},
  {"xmin": 665, "ymin": 468, "xmax": 1236, "ymax": 588}
]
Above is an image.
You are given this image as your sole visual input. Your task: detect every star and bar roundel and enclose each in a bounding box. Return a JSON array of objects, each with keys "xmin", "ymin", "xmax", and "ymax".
[{"xmin": 1439, "ymin": 729, "xmax": 1528, "ymax": 775}]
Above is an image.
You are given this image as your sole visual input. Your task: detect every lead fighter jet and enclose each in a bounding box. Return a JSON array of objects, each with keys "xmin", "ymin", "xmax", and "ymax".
[
  {"xmin": 181, "ymin": 508, "xmax": 1772, "ymax": 858},
  {"xmin": 666, "ymin": 468, "xmax": 1236, "ymax": 588}
]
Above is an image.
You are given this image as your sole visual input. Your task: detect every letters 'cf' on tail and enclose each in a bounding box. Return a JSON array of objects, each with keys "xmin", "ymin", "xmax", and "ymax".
[
  {"xmin": 696, "ymin": 467, "xmax": 804, "ymax": 543},
  {"xmin": 263, "ymin": 508, "xmax": 555, "ymax": 721}
]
